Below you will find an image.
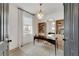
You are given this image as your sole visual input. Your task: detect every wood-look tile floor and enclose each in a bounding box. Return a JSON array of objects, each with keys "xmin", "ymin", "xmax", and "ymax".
[{"xmin": 9, "ymin": 42, "xmax": 64, "ymax": 56}]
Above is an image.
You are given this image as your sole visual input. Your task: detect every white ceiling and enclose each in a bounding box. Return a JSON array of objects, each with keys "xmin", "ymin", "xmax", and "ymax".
[{"xmin": 16, "ymin": 3, "xmax": 63, "ymax": 15}]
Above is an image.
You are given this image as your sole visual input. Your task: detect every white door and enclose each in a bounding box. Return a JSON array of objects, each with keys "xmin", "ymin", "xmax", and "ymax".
[
  {"xmin": 0, "ymin": 3, "xmax": 11, "ymax": 56},
  {"xmin": 64, "ymin": 3, "xmax": 79, "ymax": 56}
]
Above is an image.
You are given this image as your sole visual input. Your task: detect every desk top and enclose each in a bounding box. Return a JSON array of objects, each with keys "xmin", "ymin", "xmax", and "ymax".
[{"xmin": 34, "ymin": 35, "xmax": 56, "ymax": 45}]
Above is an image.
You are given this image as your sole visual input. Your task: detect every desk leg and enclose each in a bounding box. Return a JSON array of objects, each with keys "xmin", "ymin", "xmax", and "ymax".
[
  {"xmin": 55, "ymin": 42, "xmax": 56, "ymax": 56},
  {"xmin": 33, "ymin": 38, "xmax": 35, "ymax": 45}
]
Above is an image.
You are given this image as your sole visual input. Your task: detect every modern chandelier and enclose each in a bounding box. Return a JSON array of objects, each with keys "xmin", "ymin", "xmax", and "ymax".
[{"xmin": 37, "ymin": 3, "xmax": 44, "ymax": 20}]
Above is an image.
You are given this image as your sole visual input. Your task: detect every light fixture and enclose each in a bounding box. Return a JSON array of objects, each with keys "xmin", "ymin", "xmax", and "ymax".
[{"xmin": 37, "ymin": 3, "xmax": 44, "ymax": 20}]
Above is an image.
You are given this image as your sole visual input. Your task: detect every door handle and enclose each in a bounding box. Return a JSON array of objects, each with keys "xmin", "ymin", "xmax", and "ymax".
[
  {"xmin": 7, "ymin": 40, "xmax": 12, "ymax": 43},
  {"xmin": 63, "ymin": 39, "xmax": 66, "ymax": 41}
]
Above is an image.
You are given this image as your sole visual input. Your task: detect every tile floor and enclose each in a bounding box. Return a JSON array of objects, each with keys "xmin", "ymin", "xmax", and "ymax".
[{"xmin": 9, "ymin": 42, "xmax": 64, "ymax": 56}]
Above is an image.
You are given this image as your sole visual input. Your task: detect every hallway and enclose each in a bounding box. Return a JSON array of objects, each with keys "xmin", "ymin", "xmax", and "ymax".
[{"xmin": 9, "ymin": 42, "xmax": 64, "ymax": 56}]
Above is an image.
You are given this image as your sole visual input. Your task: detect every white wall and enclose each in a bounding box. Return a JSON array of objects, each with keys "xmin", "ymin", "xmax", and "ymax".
[
  {"xmin": 8, "ymin": 4, "xmax": 35, "ymax": 50},
  {"xmin": 32, "ymin": 16, "xmax": 38, "ymax": 35},
  {"xmin": 8, "ymin": 4, "xmax": 19, "ymax": 50},
  {"xmin": 18, "ymin": 9, "xmax": 23, "ymax": 48},
  {"xmin": 45, "ymin": 11, "xmax": 64, "ymax": 20}
]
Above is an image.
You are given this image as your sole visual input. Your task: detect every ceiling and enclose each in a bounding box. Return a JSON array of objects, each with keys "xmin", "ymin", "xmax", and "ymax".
[{"xmin": 16, "ymin": 3, "xmax": 64, "ymax": 16}]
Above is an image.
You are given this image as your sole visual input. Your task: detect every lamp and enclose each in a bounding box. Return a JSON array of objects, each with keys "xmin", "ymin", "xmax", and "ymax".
[{"xmin": 37, "ymin": 3, "xmax": 44, "ymax": 19}]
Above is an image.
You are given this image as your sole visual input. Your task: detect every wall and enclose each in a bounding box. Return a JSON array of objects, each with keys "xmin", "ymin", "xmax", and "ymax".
[
  {"xmin": 8, "ymin": 4, "xmax": 18, "ymax": 50},
  {"xmin": 45, "ymin": 10, "xmax": 64, "ymax": 20},
  {"xmin": 8, "ymin": 4, "xmax": 35, "ymax": 50},
  {"xmin": 18, "ymin": 9, "xmax": 23, "ymax": 48},
  {"xmin": 32, "ymin": 16, "xmax": 38, "ymax": 35}
]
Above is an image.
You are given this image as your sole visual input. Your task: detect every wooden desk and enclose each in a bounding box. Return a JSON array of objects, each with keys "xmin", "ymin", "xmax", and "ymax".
[{"xmin": 34, "ymin": 36, "xmax": 57, "ymax": 55}]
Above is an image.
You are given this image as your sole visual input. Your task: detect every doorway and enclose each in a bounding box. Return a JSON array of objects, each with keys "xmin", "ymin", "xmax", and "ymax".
[{"xmin": 0, "ymin": 3, "xmax": 79, "ymax": 56}]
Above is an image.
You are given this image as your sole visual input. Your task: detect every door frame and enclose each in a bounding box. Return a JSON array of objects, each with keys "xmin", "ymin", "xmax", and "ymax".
[{"xmin": 0, "ymin": 3, "xmax": 9, "ymax": 56}]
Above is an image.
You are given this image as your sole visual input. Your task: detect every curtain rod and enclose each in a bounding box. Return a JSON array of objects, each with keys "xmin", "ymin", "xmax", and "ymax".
[{"xmin": 18, "ymin": 8, "xmax": 35, "ymax": 16}]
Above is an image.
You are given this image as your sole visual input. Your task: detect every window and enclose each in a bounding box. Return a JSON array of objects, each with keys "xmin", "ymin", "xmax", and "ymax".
[{"xmin": 23, "ymin": 12, "xmax": 33, "ymax": 35}]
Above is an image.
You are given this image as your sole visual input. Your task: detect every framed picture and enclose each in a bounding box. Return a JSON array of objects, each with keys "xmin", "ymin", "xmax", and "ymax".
[{"xmin": 38, "ymin": 22, "xmax": 46, "ymax": 36}]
